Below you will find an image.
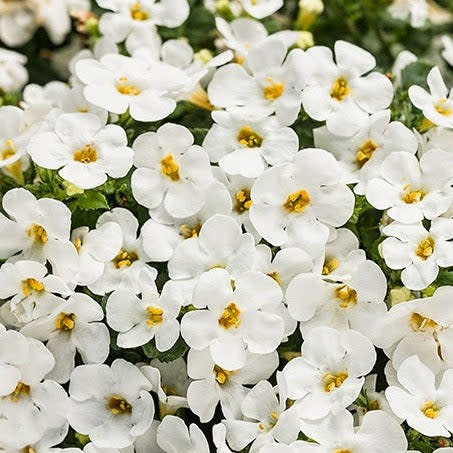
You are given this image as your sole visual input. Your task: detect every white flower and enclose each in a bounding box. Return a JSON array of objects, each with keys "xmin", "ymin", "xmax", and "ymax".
[
  {"xmin": 376, "ymin": 286, "xmax": 453, "ymax": 373},
  {"xmin": 203, "ymin": 111, "xmax": 299, "ymax": 178},
  {"xmin": 381, "ymin": 218, "xmax": 453, "ymax": 290},
  {"xmin": 249, "ymin": 148, "xmax": 354, "ymax": 255},
  {"xmin": 71, "ymin": 221, "xmax": 123, "ymax": 286},
  {"xmin": 0, "ymin": 106, "xmax": 31, "ymax": 183},
  {"xmin": 392, "ymin": 50, "xmax": 417, "ymax": 88},
  {"xmin": 222, "ymin": 379, "xmax": 300, "ymax": 452},
  {"xmin": 389, "ymin": 0, "xmax": 428, "ymax": 28},
  {"xmin": 0, "ymin": 260, "xmax": 72, "ymax": 324},
  {"xmin": 21, "ymin": 293, "xmax": 110, "ymax": 383},
  {"xmin": 88, "ymin": 208, "xmax": 157, "ymax": 295},
  {"xmin": 286, "ymin": 257, "xmax": 387, "ymax": 343},
  {"xmin": 3, "ymin": 425, "xmax": 69, "ymax": 453},
  {"xmin": 314, "ymin": 110, "xmax": 418, "ymax": 194},
  {"xmin": 366, "ymin": 149, "xmax": 453, "ymax": 223},
  {"xmin": 168, "ymin": 214, "xmax": 255, "ymax": 283},
  {"xmin": 0, "ymin": 188, "xmax": 78, "ymax": 281},
  {"xmin": 441, "ymin": 36, "xmax": 453, "ymax": 66},
  {"xmin": 97, "ymin": 0, "xmax": 189, "ymax": 51},
  {"xmin": 156, "ymin": 415, "xmax": 209, "ymax": 453},
  {"xmin": 141, "ymin": 179, "xmax": 232, "ymax": 262},
  {"xmin": 297, "ymin": 409, "xmax": 407, "ymax": 453},
  {"xmin": 181, "ymin": 268, "xmax": 284, "ymax": 370},
  {"xmin": 303, "ymin": 41, "xmax": 393, "ymax": 136},
  {"xmin": 238, "ymin": 0, "xmax": 283, "ymax": 19},
  {"xmin": 28, "ymin": 112, "xmax": 134, "ymax": 189},
  {"xmin": 0, "ymin": 48, "xmax": 28, "ymax": 92},
  {"xmin": 386, "ymin": 355, "xmax": 453, "ymax": 436},
  {"xmin": 283, "ymin": 327, "xmax": 376, "ymax": 419},
  {"xmin": 0, "ymin": 330, "xmax": 67, "ymax": 449},
  {"xmin": 68, "ymin": 359, "xmax": 154, "ymax": 448},
  {"xmin": 141, "ymin": 358, "xmax": 190, "ymax": 417},
  {"xmin": 106, "ymin": 270, "xmax": 181, "ymax": 350},
  {"xmin": 75, "ymin": 54, "xmax": 180, "ymax": 122},
  {"xmin": 208, "ymin": 39, "xmax": 304, "ymax": 126},
  {"xmin": 409, "ymin": 66, "xmax": 453, "ymax": 128},
  {"xmin": 131, "ymin": 123, "xmax": 213, "ymax": 218},
  {"xmin": 186, "ymin": 348, "xmax": 278, "ymax": 422}
]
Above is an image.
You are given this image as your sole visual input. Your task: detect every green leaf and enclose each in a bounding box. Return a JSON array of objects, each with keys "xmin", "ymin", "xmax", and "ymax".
[
  {"xmin": 401, "ymin": 61, "xmax": 432, "ymax": 90},
  {"xmin": 76, "ymin": 191, "xmax": 109, "ymax": 211},
  {"xmin": 142, "ymin": 337, "xmax": 189, "ymax": 362}
]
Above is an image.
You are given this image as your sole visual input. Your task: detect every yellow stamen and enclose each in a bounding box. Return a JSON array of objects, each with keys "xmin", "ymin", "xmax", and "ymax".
[
  {"xmin": 402, "ymin": 185, "xmax": 425, "ymax": 204},
  {"xmin": 10, "ymin": 382, "xmax": 30, "ymax": 402},
  {"xmin": 73, "ymin": 144, "xmax": 98, "ymax": 164},
  {"xmin": 335, "ymin": 285, "xmax": 358, "ymax": 308},
  {"xmin": 356, "ymin": 140, "xmax": 378, "ymax": 167},
  {"xmin": 322, "ymin": 257, "xmax": 339, "ymax": 275},
  {"xmin": 130, "ymin": 1, "xmax": 149, "ymax": 20},
  {"xmin": 234, "ymin": 189, "xmax": 252, "ymax": 213},
  {"xmin": 74, "ymin": 237, "xmax": 82, "ymax": 253},
  {"xmin": 330, "ymin": 77, "xmax": 350, "ymax": 101},
  {"xmin": 421, "ymin": 401, "xmax": 440, "ymax": 418},
  {"xmin": 160, "ymin": 154, "xmax": 180, "ymax": 181},
  {"xmin": 27, "ymin": 224, "xmax": 48, "ymax": 245},
  {"xmin": 263, "ymin": 77, "xmax": 284, "ymax": 101},
  {"xmin": 267, "ymin": 271, "xmax": 282, "ymax": 286},
  {"xmin": 113, "ymin": 249, "xmax": 138, "ymax": 269},
  {"xmin": 237, "ymin": 126, "xmax": 263, "ymax": 148},
  {"xmin": 410, "ymin": 312, "xmax": 438, "ymax": 332},
  {"xmin": 22, "ymin": 278, "xmax": 45, "ymax": 297},
  {"xmin": 333, "ymin": 450, "xmax": 352, "ymax": 453},
  {"xmin": 188, "ymin": 86, "xmax": 216, "ymax": 111},
  {"xmin": 283, "ymin": 189, "xmax": 311, "ymax": 213},
  {"xmin": 434, "ymin": 98, "xmax": 451, "ymax": 117},
  {"xmin": 214, "ymin": 365, "xmax": 231, "ymax": 385},
  {"xmin": 218, "ymin": 302, "xmax": 241, "ymax": 329},
  {"xmin": 117, "ymin": 77, "xmax": 141, "ymax": 96},
  {"xmin": 179, "ymin": 223, "xmax": 201, "ymax": 239},
  {"xmin": 22, "ymin": 447, "xmax": 36, "ymax": 453},
  {"xmin": 55, "ymin": 313, "xmax": 76, "ymax": 331},
  {"xmin": 415, "ymin": 237, "xmax": 434, "ymax": 260},
  {"xmin": 146, "ymin": 306, "xmax": 164, "ymax": 327},
  {"xmin": 108, "ymin": 395, "xmax": 132, "ymax": 414},
  {"xmin": 322, "ymin": 371, "xmax": 348, "ymax": 392}
]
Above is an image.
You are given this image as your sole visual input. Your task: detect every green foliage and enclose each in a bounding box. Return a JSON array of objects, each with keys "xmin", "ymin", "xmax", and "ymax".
[{"xmin": 142, "ymin": 337, "xmax": 189, "ymax": 362}]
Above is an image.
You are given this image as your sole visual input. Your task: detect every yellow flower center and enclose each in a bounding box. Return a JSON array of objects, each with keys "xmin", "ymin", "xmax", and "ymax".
[
  {"xmin": 113, "ymin": 249, "xmax": 138, "ymax": 268},
  {"xmin": 234, "ymin": 189, "xmax": 252, "ymax": 213},
  {"xmin": 258, "ymin": 411, "xmax": 279, "ymax": 431},
  {"xmin": 214, "ymin": 365, "xmax": 232, "ymax": 385},
  {"xmin": 73, "ymin": 144, "xmax": 98, "ymax": 164},
  {"xmin": 179, "ymin": 223, "xmax": 201, "ymax": 239},
  {"xmin": 10, "ymin": 382, "xmax": 30, "ymax": 402},
  {"xmin": 117, "ymin": 77, "xmax": 141, "ymax": 96},
  {"xmin": 1, "ymin": 139, "xmax": 15, "ymax": 160},
  {"xmin": 267, "ymin": 271, "xmax": 282, "ymax": 286},
  {"xmin": 330, "ymin": 77, "xmax": 350, "ymax": 101},
  {"xmin": 27, "ymin": 224, "xmax": 48, "ymax": 245},
  {"xmin": 322, "ymin": 371, "xmax": 348, "ymax": 392},
  {"xmin": 130, "ymin": 1, "xmax": 149, "ymax": 20},
  {"xmin": 22, "ymin": 447, "xmax": 36, "ymax": 453},
  {"xmin": 55, "ymin": 312, "xmax": 76, "ymax": 331},
  {"xmin": 335, "ymin": 284, "xmax": 358, "ymax": 308},
  {"xmin": 356, "ymin": 140, "xmax": 378, "ymax": 168},
  {"xmin": 237, "ymin": 126, "xmax": 263, "ymax": 148},
  {"xmin": 146, "ymin": 306, "xmax": 164, "ymax": 327},
  {"xmin": 322, "ymin": 257, "xmax": 339, "ymax": 275},
  {"xmin": 333, "ymin": 450, "xmax": 353, "ymax": 453},
  {"xmin": 218, "ymin": 302, "xmax": 241, "ymax": 329},
  {"xmin": 410, "ymin": 312, "xmax": 438, "ymax": 332},
  {"xmin": 108, "ymin": 395, "xmax": 133, "ymax": 415},
  {"xmin": 22, "ymin": 278, "xmax": 45, "ymax": 297},
  {"xmin": 283, "ymin": 189, "xmax": 311, "ymax": 214},
  {"xmin": 1, "ymin": 139, "xmax": 22, "ymax": 182},
  {"xmin": 434, "ymin": 98, "xmax": 451, "ymax": 117},
  {"xmin": 402, "ymin": 184, "xmax": 425, "ymax": 204},
  {"xmin": 160, "ymin": 154, "xmax": 180, "ymax": 181},
  {"xmin": 74, "ymin": 237, "xmax": 82, "ymax": 253},
  {"xmin": 263, "ymin": 77, "xmax": 284, "ymax": 101},
  {"xmin": 421, "ymin": 401, "xmax": 440, "ymax": 418},
  {"xmin": 415, "ymin": 236, "xmax": 434, "ymax": 260}
]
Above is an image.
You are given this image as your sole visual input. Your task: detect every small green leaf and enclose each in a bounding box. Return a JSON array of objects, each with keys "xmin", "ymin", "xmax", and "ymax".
[
  {"xmin": 142, "ymin": 337, "xmax": 188, "ymax": 362},
  {"xmin": 401, "ymin": 61, "xmax": 432, "ymax": 90},
  {"xmin": 76, "ymin": 191, "xmax": 109, "ymax": 211}
]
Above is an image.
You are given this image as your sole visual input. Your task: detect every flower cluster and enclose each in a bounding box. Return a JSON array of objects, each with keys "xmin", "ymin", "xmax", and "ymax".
[{"xmin": 0, "ymin": 0, "xmax": 453, "ymax": 452}]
